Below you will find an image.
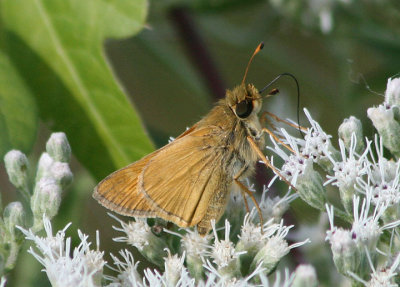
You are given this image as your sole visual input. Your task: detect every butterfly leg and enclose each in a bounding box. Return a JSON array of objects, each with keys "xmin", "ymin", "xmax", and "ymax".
[
  {"xmin": 264, "ymin": 111, "xmax": 307, "ymax": 131},
  {"xmin": 232, "ymin": 166, "xmax": 251, "ymax": 213},
  {"xmin": 241, "ymin": 189, "xmax": 250, "ymax": 213},
  {"xmin": 233, "ymin": 167, "xmax": 264, "ymax": 228},
  {"xmin": 260, "ymin": 111, "xmax": 278, "ymax": 132},
  {"xmin": 234, "ymin": 178, "xmax": 264, "ymax": 229},
  {"xmin": 262, "ymin": 127, "xmax": 295, "ymax": 154},
  {"xmin": 247, "ymin": 136, "xmax": 297, "ymax": 191}
]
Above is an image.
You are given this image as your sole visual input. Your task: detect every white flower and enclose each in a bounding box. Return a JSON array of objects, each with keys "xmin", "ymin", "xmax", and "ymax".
[
  {"xmin": 18, "ymin": 216, "xmax": 105, "ymax": 287},
  {"xmin": 325, "ymin": 135, "xmax": 370, "ymax": 191},
  {"xmin": 259, "ymin": 269, "xmax": 295, "ymax": 287},
  {"xmin": 292, "ymin": 264, "xmax": 318, "ymax": 287},
  {"xmin": 267, "ymin": 128, "xmax": 312, "ymax": 186},
  {"xmin": 0, "ymin": 277, "xmax": 6, "ymax": 287},
  {"xmin": 238, "ymin": 210, "xmax": 265, "ymax": 246},
  {"xmin": 259, "ymin": 186, "xmax": 298, "ymax": 223},
  {"xmin": 251, "ymin": 220, "xmax": 309, "ymax": 274},
  {"xmin": 325, "ymin": 205, "xmax": 360, "ymax": 275},
  {"xmin": 265, "ymin": 221, "xmax": 309, "ymax": 258},
  {"xmin": 111, "ymin": 214, "xmax": 152, "ymax": 251},
  {"xmin": 163, "ymin": 249, "xmax": 193, "ymax": 287},
  {"xmin": 143, "ymin": 268, "xmax": 164, "ymax": 287},
  {"xmin": 181, "ymin": 229, "xmax": 211, "ymax": 258},
  {"xmin": 302, "ymin": 108, "xmax": 333, "ymax": 162},
  {"xmin": 357, "ymin": 136, "xmax": 400, "ymax": 207},
  {"xmin": 110, "ymin": 214, "xmax": 167, "ymax": 267},
  {"xmin": 203, "ymin": 260, "xmax": 266, "ymax": 286},
  {"xmin": 210, "ymin": 220, "xmax": 244, "ymax": 269},
  {"xmin": 351, "ymin": 196, "xmax": 383, "ymax": 250},
  {"xmin": 105, "ymin": 249, "xmax": 143, "ymax": 287},
  {"xmin": 349, "ymin": 251, "xmax": 400, "ymax": 287}
]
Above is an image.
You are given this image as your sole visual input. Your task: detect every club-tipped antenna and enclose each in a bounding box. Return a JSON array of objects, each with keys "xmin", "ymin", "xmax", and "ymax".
[
  {"xmin": 259, "ymin": 72, "xmax": 303, "ymax": 138},
  {"xmin": 242, "ymin": 42, "xmax": 264, "ymax": 85}
]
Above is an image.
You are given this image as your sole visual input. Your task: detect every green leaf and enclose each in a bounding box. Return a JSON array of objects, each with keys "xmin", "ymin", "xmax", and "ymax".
[
  {"xmin": 0, "ymin": 49, "xmax": 38, "ymax": 158},
  {"xmin": 0, "ymin": 0, "xmax": 154, "ymax": 179}
]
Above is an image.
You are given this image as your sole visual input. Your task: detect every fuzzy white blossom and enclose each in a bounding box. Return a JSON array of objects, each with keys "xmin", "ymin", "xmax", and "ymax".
[
  {"xmin": 110, "ymin": 214, "xmax": 167, "ymax": 267},
  {"xmin": 105, "ymin": 249, "xmax": 142, "ymax": 287},
  {"xmin": 111, "ymin": 215, "xmax": 152, "ymax": 251},
  {"xmin": 18, "ymin": 216, "xmax": 105, "ymax": 287},
  {"xmin": 349, "ymin": 251, "xmax": 400, "ymax": 287},
  {"xmin": 210, "ymin": 219, "xmax": 244, "ymax": 271},
  {"xmin": 259, "ymin": 186, "xmax": 297, "ymax": 223}
]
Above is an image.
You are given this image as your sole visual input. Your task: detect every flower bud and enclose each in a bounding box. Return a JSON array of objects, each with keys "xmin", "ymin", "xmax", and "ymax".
[
  {"xmin": 250, "ymin": 236, "xmax": 289, "ymax": 274},
  {"xmin": 368, "ymin": 104, "xmax": 400, "ymax": 157},
  {"xmin": 31, "ymin": 178, "xmax": 62, "ymax": 220},
  {"xmin": 328, "ymin": 228, "xmax": 360, "ymax": 275},
  {"xmin": 50, "ymin": 162, "xmax": 73, "ymax": 188},
  {"xmin": 281, "ymin": 154, "xmax": 326, "ymax": 211},
  {"xmin": 296, "ymin": 167, "xmax": 326, "ymax": 212},
  {"xmin": 186, "ymin": 254, "xmax": 203, "ymax": 282},
  {"xmin": 3, "ymin": 201, "xmax": 25, "ymax": 242},
  {"xmin": 35, "ymin": 153, "xmax": 54, "ymax": 182},
  {"xmin": 181, "ymin": 230, "xmax": 209, "ymax": 281},
  {"xmin": 4, "ymin": 150, "xmax": 30, "ymax": 198},
  {"xmin": 292, "ymin": 264, "xmax": 318, "ymax": 287},
  {"xmin": 338, "ymin": 116, "xmax": 364, "ymax": 153},
  {"xmin": 141, "ymin": 237, "xmax": 168, "ymax": 268},
  {"xmin": 236, "ymin": 212, "xmax": 265, "ymax": 276},
  {"xmin": 260, "ymin": 195, "xmax": 291, "ymax": 223},
  {"xmin": 385, "ymin": 77, "xmax": 400, "ymax": 106},
  {"xmin": 164, "ymin": 250, "xmax": 186, "ymax": 287},
  {"xmin": 46, "ymin": 132, "xmax": 71, "ymax": 163}
]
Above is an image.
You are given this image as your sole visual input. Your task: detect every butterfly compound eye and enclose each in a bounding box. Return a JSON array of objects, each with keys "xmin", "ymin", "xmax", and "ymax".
[{"xmin": 235, "ymin": 100, "xmax": 253, "ymax": 118}]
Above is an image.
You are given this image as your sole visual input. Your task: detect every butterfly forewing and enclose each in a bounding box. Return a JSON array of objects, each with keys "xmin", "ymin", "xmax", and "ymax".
[
  {"xmin": 93, "ymin": 125, "xmax": 227, "ymax": 229},
  {"xmin": 139, "ymin": 126, "xmax": 227, "ymax": 227}
]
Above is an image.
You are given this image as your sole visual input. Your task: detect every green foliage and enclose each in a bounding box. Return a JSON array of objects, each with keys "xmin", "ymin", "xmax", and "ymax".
[
  {"xmin": 0, "ymin": 0, "xmax": 154, "ymax": 180},
  {"xmin": 0, "ymin": 51, "xmax": 38, "ymax": 158}
]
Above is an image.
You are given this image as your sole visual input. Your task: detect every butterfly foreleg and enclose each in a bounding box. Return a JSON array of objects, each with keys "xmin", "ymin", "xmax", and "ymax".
[
  {"xmin": 264, "ymin": 111, "xmax": 307, "ymax": 131},
  {"xmin": 247, "ymin": 136, "xmax": 297, "ymax": 191},
  {"xmin": 262, "ymin": 127, "xmax": 295, "ymax": 154}
]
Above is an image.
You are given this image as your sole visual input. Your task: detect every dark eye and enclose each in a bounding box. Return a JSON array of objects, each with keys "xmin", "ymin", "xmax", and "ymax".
[{"xmin": 235, "ymin": 100, "xmax": 253, "ymax": 118}]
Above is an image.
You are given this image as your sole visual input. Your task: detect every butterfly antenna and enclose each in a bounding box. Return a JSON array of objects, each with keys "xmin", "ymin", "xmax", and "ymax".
[
  {"xmin": 259, "ymin": 72, "xmax": 303, "ymax": 139},
  {"xmin": 242, "ymin": 42, "xmax": 264, "ymax": 85}
]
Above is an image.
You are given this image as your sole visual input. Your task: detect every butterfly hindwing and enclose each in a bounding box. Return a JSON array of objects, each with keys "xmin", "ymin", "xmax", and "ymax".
[{"xmin": 93, "ymin": 152, "xmax": 159, "ymax": 217}]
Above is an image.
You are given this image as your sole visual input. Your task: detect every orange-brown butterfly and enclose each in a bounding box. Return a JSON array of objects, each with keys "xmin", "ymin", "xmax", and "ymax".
[{"xmin": 93, "ymin": 43, "xmax": 298, "ymax": 235}]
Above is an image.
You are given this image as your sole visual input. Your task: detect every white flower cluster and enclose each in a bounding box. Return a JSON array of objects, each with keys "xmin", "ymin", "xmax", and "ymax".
[
  {"xmin": 267, "ymin": 77, "xmax": 400, "ymax": 285},
  {"xmin": 18, "ymin": 216, "xmax": 105, "ymax": 287},
  {"xmin": 14, "ymin": 213, "xmax": 310, "ymax": 287},
  {"xmin": 106, "ymin": 211, "xmax": 309, "ymax": 286}
]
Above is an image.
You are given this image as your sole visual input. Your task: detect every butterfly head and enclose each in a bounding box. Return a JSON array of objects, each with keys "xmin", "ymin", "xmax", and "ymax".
[{"xmin": 226, "ymin": 83, "xmax": 262, "ymax": 120}]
